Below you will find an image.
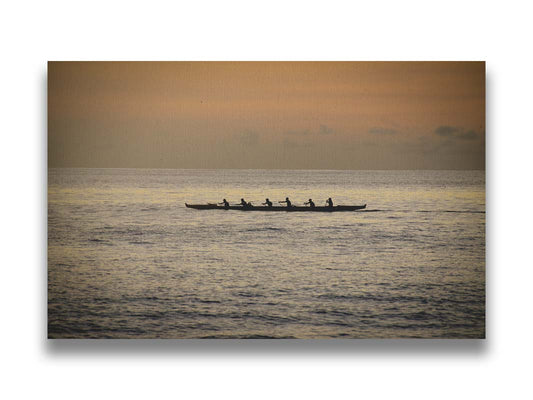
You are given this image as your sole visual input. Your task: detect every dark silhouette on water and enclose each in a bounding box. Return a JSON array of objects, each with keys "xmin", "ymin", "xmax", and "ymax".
[
  {"xmin": 304, "ymin": 199, "xmax": 315, "ymax": 208},
  {"xmin": 262, "ymin": 198, "xmax": 273, "ymax": 207},
  {"xmin": 218, "ymin": 198, "xmax": 229, "ymax": 209},
  {"xmin": 279, "ymin": 197, "xmax": 292, "ymax": 207},
  {"xmin": 238, "ymin": 198, "xmax": 253, "ymax": 208},
  {"xmin": 186, "ymin": 196, "xmax": 366, "ymax": 212},
  {"xmin": 185, "ymin": 203, "xmax": 367, "ymax": 212}
]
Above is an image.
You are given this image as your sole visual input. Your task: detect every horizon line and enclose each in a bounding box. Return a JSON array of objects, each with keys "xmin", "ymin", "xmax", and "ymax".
[{"xmin": 47, "ymin": 166, "xmax": 486, "ymax": 172}]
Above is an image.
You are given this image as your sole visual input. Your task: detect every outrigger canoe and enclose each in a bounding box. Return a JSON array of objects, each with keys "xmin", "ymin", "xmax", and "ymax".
[{"xmin": 185, "ymin": 203, "xmax": 366, "ymax": 212}]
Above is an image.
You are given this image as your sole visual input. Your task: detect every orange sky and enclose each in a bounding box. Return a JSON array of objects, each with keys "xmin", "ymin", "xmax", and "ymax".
[{"xmin": 48, "ymin": 61, "xmax": 485, "ymax": 169}]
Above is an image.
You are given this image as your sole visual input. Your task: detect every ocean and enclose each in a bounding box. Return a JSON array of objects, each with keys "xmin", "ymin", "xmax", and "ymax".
[{"xmin": 48, "ymin": 168, "xmax": 485, "ymax": 338}]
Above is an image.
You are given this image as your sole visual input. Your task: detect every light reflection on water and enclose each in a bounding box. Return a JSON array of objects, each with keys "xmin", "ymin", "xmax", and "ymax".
[{"xmin": 48, "ymin": 169, "xmax": 485, "ymax": 338}]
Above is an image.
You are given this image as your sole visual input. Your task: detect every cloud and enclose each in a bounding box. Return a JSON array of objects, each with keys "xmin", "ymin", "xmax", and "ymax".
[
  {"xmin": 284, "ymin": 124, "xmax": 336, "ymax": 136},
  {"xmin": 435, "ymin": 125, "xmax": 460, "ymax": 137},
  {"xmin": 319, "ymin": 124, "xmax": 334, "ymax": 135},
  {"xmin": 368, "ymin": 127, "xmax": 398, "ymax": 135},
  {"xmin": 434, "ymin": 126, "xmax": 482, "ymax": 141},
  {"xmin": 457, "ymin": 130, "xmax": 478, "ymax": 140}
]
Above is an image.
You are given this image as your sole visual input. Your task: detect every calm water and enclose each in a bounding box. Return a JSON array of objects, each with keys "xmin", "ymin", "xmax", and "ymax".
[{"xmin": 48, "ymin": 169, "xmax": 485, "ymax": 338}]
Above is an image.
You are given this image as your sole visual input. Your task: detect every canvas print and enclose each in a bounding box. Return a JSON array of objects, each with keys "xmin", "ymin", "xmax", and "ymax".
[{"xmin": 48, "ymin": 61, "xmax": 485, "ymax": 338}]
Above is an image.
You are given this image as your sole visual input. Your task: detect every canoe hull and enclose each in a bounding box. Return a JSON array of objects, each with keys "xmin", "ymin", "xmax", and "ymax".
[{"xmin": 185, "ymin": 204, "xmax": 366, "ymax": 212}]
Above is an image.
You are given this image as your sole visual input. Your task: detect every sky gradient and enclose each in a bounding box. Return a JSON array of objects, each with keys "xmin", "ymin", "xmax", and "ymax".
[{"xmin": 48, "ymin": 61, "xmax": 485, "ymax": 170}]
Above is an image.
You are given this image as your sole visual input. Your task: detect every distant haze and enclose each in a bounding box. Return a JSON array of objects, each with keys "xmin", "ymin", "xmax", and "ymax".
[{"xmin": 48, "ymin": 61, "xmax": 485, "ymax": 170}]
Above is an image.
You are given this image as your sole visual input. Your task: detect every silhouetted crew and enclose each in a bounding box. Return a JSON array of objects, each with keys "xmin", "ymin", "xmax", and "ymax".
[
  {"xmin": 262, "ymin": 198, "xmax": 273, "ymax": 207},
  {"xmin": 304, "ymin": 199, "xmax": 315, "ymax": 208},
  {"xmin": 240, "ymin": 198, "xmax": 248, "ymax": 207},
  {"xmin": 218, "ymin": 199, "xmax": 229, "ymax": 208},
  {"xmin": 279, "ymin": 197, "xmax": 292, "ymax": 207},
  {"xmin": 326, "ymin": 198, "xmax": 334, "ymax": 208}
]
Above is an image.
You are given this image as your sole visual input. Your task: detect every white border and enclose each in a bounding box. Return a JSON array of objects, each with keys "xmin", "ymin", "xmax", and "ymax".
[{"xmin": 2, "ymin": 1, "xmax": 532, "ymax": 399}]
